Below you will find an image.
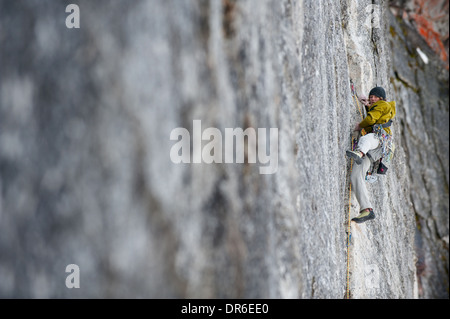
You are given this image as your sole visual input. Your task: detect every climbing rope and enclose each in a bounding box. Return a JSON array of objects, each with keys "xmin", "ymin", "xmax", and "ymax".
[
  {"xmin": 346, "ymin": 80, "xmax": 366, "ymax": 299},
  {"xmin": 346, "ymin": 140, "xmax": 354, "ymax": 299}
]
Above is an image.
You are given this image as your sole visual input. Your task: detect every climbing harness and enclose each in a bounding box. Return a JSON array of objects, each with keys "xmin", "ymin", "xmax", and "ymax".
[
  {"xmin": 363, "ymin": 121, "xmax": 395, "ymax": 182},
  {"xmin": 372, "ymin": 123, "xmax": 395, "ymax": 164}
]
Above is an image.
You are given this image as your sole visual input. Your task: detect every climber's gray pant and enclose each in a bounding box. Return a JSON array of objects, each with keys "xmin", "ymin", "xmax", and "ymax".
[
  {"xmin": 357, "ymin": 133, "xmax": 380, "ymax": 155},
  {"xmin": 350, "ymin": 155, "xmax": 372, "ymax": 211}
]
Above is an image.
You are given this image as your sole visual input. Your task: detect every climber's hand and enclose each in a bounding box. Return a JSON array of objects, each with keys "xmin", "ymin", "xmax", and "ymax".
[{"xmin": 351, "ymin": 130, "xmax": 360, "ymax": 140}]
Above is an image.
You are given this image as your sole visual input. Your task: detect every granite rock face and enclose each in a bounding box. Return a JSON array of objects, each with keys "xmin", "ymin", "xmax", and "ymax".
[
  {"xmin": 388, "ymin": 6, "xmax": 449, "ymax": 298},
  {"xmin": 0, "ymin": 0, "xmax": 447, "ymax": 298}
]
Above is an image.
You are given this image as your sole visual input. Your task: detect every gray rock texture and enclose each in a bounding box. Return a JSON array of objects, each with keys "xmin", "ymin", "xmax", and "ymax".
[
  {"xmin": 0, "ymin": 0, "xmax": 447, "ymax": 298},
  {"xmin": 388, "ymin": 8, "xmax": 449, "ymax": 298}
]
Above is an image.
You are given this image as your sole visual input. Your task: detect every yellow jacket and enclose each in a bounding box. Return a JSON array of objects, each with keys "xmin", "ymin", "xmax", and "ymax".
[{"xmin": 360, "ymin": 100, "xmax": 396, "ymax": 135}]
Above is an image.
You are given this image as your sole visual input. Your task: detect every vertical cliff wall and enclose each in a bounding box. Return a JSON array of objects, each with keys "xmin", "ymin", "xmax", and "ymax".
[
  {"xmin": 0, "ymin": 0, "xmax": 447, "ymax": 298},
  {"xmin": 388, "ymin": 3, "xmax": 449, "ymax": 298}
]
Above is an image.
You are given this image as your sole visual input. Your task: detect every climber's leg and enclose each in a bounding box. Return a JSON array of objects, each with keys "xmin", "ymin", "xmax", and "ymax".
[
  {"xmin": 350, "ymin": 155, "xmax": 373, "ymax": 211},
  {"xmin": 356, "ymin": 133, "xmax": 379, "ymax": 155}
]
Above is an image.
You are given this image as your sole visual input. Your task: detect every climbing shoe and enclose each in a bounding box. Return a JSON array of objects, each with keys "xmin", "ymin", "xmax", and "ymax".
[
  {"xmin": 351, "ymin": 208, "xmax": 375, "ymax": 223},
  {"xmin": 346, "ymin": 150, "xmax": 364, "ymax": 164}
]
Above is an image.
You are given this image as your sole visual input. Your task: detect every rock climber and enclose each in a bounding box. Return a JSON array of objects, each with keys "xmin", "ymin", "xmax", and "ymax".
[{"xmin": 346, "ymin": 86, "xmax": 396, "ymax": 223}]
